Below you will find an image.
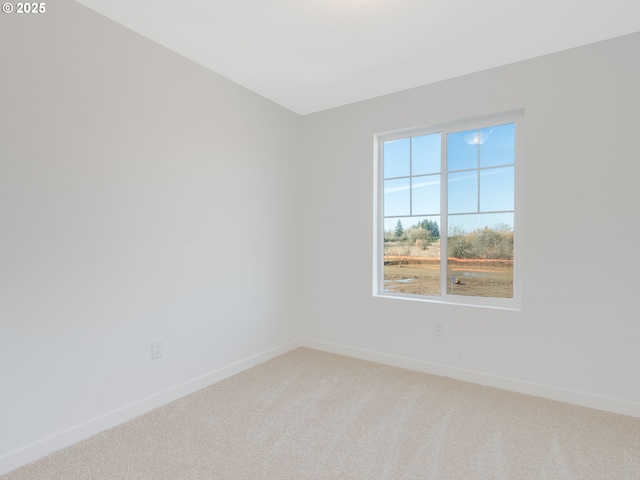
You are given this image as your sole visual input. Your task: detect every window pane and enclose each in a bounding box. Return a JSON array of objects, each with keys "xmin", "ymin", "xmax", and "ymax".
[
  {"xmin": 447, "ymin": 130, "xmax": 478, "ymax": 171},
  {"xmin": 448, "ymin": 171, "xmax": 477, "ymax": 214},
  {"xmin": 384, "ymin": 178, "xmax": 410, "ymax": 216},
  {"xmin": 412, "ymin": 174, "xmax": 440, "ymax": 215},
  {"xmin": 384, "ymin": 216, "xmax": 441, "ymax": 296},
  {"xmin": 447, "ymin": 213, "xmax": 514, "ymax": 298},
  {"xmin": 412, "ymin": 133, "xmax": 440, "ymax": 175},
  {"xmin": 383, "ymin": 138, "xmax": 410, "ymax": 178},
  {"xmin": 480, "ymin": 123, "xmax": 515, "ymax": 167},
  {"xmin": 480, "ymin": 166, "xmax": 514, "ymax": 212}
]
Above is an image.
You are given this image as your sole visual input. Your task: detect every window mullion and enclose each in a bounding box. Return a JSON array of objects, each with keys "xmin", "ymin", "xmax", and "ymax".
[
  {"xmin": 477, "ymin": 129, "xmax": 481, "ymax": 213},
  {"xmin": 441, "ymin": 131, "xmax": 448, "ymax": 297},
  {"xmin": 409, "ymin": 137, "xmax": 413, "ymax": 216}
]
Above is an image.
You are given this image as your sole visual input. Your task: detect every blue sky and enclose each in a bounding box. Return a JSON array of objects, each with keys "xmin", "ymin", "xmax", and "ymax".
[{"xmin": 383, "ymin": 123, "xmax": 515, "ymax": 235}]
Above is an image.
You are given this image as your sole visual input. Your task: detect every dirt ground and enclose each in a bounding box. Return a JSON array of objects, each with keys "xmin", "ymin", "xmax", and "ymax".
[{"xmin": 384, "ymin": 242, "xmax": 513, "ymax": 298}]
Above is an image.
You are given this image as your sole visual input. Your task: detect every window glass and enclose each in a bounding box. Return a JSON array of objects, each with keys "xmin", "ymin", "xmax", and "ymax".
[
  {"xmin": 383, "ymin": 178, "xmax": 410, "ymax": 217},
  {"xmin": 447, "ymin": 129, "xmax": 478, "ymax": 171},
  {"xmin": 480, "ymin": 166, "xmax": 514, "ymax": 212},
  {"xmin": 383, "ymin": 216, "xmax": 441, "ymax": 297},
  {"xmin": 447, "ymin": 213, "xmax": 514, "ymax": 298},
  {"xmin": 412, "ymin": 175, "xmax": 440, "ymax": 215},
  {"xmin": 480, "ymin": 123, "xmax": 515, "ymax": 167},
  {"xmin": 383, "ymin": 138, "xmax": 410, "ymax": 178},
  {"xmin": 411, "ymin": 133, "xmax": 440, "ymax": 175},
  {"xmin": 448, "ymin": 171, "xmax": 478, "ymax": 214}
]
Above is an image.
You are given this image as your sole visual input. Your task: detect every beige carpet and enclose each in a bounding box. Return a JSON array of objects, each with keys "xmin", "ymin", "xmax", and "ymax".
[{"xmin": 3, "ymin": 347, "xmax": 640, "ymax": 479}]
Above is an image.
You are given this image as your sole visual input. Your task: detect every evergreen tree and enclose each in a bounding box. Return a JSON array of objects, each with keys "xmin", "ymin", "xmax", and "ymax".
[
  {"xmin": 418, "ymin": 219, "xmax": 440, "ymax": 239},
  {"xmin": 394, "ymin": 219, "xmax": 404, "ymax": 238}
]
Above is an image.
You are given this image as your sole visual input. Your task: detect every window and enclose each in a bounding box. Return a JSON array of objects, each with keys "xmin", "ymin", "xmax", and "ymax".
[{"xmin": 374, "ymin": 111, "xmax": 522, "ymax": 309}]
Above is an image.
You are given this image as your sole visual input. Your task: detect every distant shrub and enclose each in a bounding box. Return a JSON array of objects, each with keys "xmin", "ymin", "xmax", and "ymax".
[
  {"xmin": 405, "ymin": 227, "xmax": 433, "ymax": 250},
  {"xmin": 448, "ymin": 226, "xmax": 513, "ymax": 260}
]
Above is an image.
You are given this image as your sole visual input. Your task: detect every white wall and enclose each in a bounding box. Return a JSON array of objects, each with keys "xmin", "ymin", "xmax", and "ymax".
[
  {"xmin": 300, "ymin": 32, "xmax": 640, "ymax": 417},
  {"xmin": 0, "ymin": 0, "xmax": 302, "ymax": 471}
]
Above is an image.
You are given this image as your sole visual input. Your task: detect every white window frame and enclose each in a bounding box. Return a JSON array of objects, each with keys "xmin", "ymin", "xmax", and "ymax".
[{"xmin": 373, "ymin": 110, "xmax": 523, "ymax": 310}]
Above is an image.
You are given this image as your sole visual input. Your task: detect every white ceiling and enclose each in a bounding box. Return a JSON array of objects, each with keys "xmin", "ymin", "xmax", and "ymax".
[{"xmin": 73, "ymin": 0, "xmax": 640, "ymax": 115}]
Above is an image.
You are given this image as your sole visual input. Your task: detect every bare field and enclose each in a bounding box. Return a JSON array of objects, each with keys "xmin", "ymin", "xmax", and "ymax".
[{"xmin": 384, "ymin": 242, "xmax": 513, "ymax": 298}]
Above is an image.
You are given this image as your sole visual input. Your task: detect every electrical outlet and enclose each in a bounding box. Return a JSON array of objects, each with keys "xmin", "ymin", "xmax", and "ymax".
[
  {"xmin": 434, "ymin": 322, "xmax": 444, "ymax": 337},
  {"xmin": 151, "ymin": 339, "xmax": 163, "ymax": 360}
]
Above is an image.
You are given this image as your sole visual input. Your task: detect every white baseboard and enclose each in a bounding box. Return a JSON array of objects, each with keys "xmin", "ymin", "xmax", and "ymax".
[
  {"xmin": 0, "ymin": 339, "xmax": 303, "ymax": 476},
  {"xmin": 301, "ymin": 338, "xmax": 640, "ymax": 419}
]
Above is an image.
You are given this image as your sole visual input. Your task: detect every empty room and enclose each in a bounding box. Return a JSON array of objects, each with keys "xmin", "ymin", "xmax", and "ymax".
[{"xmin": 1, "ymin": 0, "xmax": 639, "ymax": 478}]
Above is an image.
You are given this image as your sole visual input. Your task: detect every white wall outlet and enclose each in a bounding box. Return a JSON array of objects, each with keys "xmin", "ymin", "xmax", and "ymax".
[
  {"xmin": 434, "ymin": 322, "xmax": 444, "ymax": 337},
  {"xmin": 151, "ymin": 339, "xmax": 163, "ymax": 360}
]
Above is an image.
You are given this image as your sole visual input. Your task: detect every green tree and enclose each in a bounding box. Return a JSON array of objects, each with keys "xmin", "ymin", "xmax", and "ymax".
[
  {"xmin": 412, "ymin": 219, "xmax": 440, "ymax": 239},
  {"xmin": 394, "ymin": 220, "xmax": 404, "ymax": 238},
  {"xmin": 419, "ymin": 219, "xmax": 440, "ymax": 239}
]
